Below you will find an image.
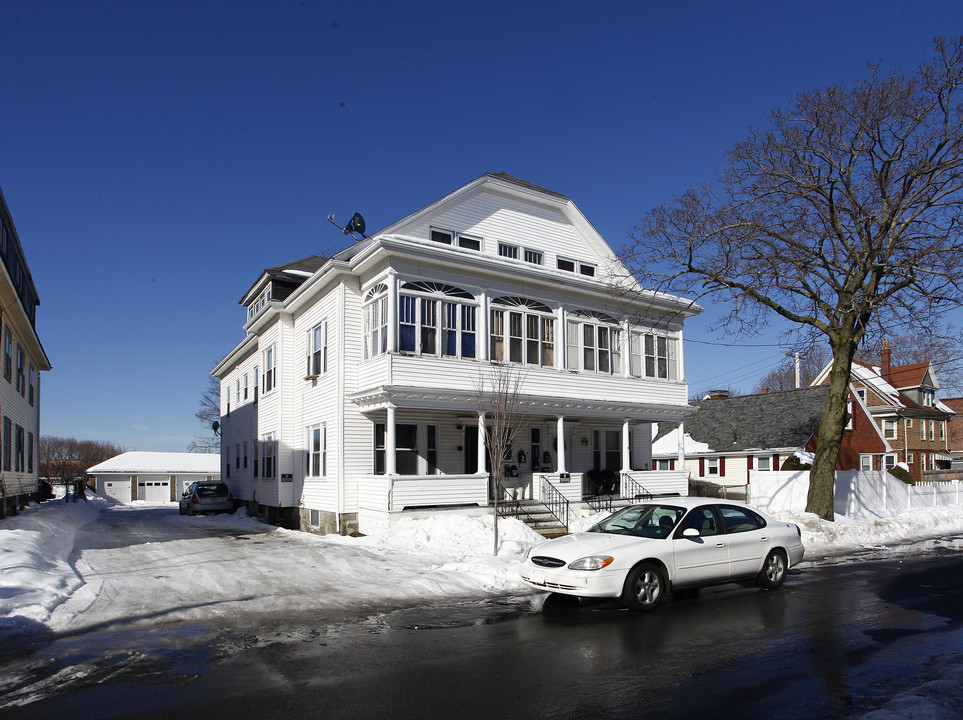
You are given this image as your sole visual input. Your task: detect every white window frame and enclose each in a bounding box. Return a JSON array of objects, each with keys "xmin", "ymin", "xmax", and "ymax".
[
  {"xmin": 883, "ymin": 454, "xmax": 897, "ymax": 470},
  {"xmin": 261, "ymin": 434, "xmax": 276, "ymax": 478},
  {"xmin": 523, "ymin": 249, "xmax": 542, "ymax": 265},
  {"xmin": 756, "ymin": 455, "xmax": 772, "ymax": 471},
  {"xmin": 498, "ymin": 242, "xmax": 519, "ymax": 259},
  {"xmin": 307, "ymin": 320, "xmax": 328, "ymax": 377},
  {"xmin": 859, "ymin": 454, "xmax": 872, "ymax": 471},
  {"xmin": 307, "ymin": 424, "xmax": 327, "ymax": 478},
  {"xmin": 490, "ymin": 297, "xmax": 555, "ymax": 367},
  {"xmin": 929, "ymin": 419, "xmax": 936, "ymax": 441},
  {"xmin": 883, "ymin": 418, "xmax": 897, "ymax": 440},
  {"xmin": 363, "ymin": 285, "xmax": 388, "ymax": 359},
  {"xmin": 566, "ymin": 313, "xmax": 621, "ymax": 374},
  {"xmin": 398, "ymin": 282, "xmax": 477, "ymax": 359},
  {"xmin": 263, "ymin": 346, "xmax": 276, "ymax": 393}
]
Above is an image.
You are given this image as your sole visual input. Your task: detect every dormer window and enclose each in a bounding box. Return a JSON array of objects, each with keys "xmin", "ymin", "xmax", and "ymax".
[
  {"xmin": 429, "ymin": 227, "xmax": 481, "ymax": 251},
  {"xmin": 498, "ymin": 243, "xmax": 519, "ymax": 259},
  {"xmin": 248, "ymin": 288, "xmax": 272, "ymax": 321}
]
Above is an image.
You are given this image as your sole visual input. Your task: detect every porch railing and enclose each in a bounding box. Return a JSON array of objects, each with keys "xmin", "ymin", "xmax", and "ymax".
[
  {"xmin": 621, "ymin": 473, "xmax": 654, "ymax": 501},
  {"xmin": 539, "ymin": 475, "xmax": 570, "ymax": 530}
]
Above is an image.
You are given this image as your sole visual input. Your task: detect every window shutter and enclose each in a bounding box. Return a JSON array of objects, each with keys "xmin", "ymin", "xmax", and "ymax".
[
  {"xmin": 773, "ymin": 454, "xmax": 779, "ymax": 470},
  {"xmin": 747, "ymin": 456, "xmax": 754, "ymax": 470},
  {"xmin": 699, "ymin": 457, "xmax": 705, "ymax": 477},
  {"xmin": 719, "ymin": 457, "xmax": 726, "ymax": 476}
]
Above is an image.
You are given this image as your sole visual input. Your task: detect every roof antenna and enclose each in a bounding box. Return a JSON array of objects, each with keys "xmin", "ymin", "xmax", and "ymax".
[{"xmin": 327, "ymin": 212, "xmax": 367, "ymax": 241}]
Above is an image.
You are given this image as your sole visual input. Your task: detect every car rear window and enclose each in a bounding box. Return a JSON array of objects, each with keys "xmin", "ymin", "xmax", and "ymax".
[{"xmin": 196, "ymin": 484, "xmax": 228, "ymax": 498}]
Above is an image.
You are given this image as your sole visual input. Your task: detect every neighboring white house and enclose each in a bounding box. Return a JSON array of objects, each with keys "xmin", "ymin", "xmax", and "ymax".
[
  {"xmin": 88, "ymin": 451, "xmax": 221, "ymax": 503},
  {"xmin": 0, "ymin": 185, "xmax": 50, "ymax": 517},
  {"xmin": 212, "ymin": 172, "xmax": 701, "ymax": 535}
]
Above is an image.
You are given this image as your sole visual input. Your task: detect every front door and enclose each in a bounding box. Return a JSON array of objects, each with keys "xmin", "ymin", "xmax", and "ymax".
[{"xmin": 464, "ymin": 426, "xmax": 478, "ymax": 474}]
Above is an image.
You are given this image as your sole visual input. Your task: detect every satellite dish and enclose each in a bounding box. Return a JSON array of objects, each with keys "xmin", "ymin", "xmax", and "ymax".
[
  {"xmin": 212, "ymin": 421, "xmax": 220, "ymax": 435},
  {"xmin": 344, "ymin": 212, "xmax": 366, "ymax": 237}
]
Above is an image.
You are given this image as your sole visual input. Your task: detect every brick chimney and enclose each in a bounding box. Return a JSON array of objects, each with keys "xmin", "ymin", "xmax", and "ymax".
[
  {"xmin": 881, "ymin": 338, "xmax": 892, "ymax": 380},
  {"xmin": 708, "ymin": 389, "xmax": 730, "ymax": 399}
]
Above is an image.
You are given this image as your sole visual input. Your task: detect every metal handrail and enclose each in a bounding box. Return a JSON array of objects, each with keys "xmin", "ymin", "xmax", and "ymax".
[
  {"xmin": 539, "ymin": 474, "xmax": 570, "ymax": 530},
  {"xmin": 621, "ymin": 473, "xmax": 653, "ymax": 501}
]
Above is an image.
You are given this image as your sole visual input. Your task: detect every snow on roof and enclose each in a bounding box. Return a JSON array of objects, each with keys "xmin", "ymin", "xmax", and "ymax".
[
  {"xmin": 852, "ymin": 363, "xmax": 903, "ymax": 405},
  {"xmin": 87, "ymin": 451, "xmax": 220, "ymax": 475},
  {"xmin": 650, "ymin": 424, "xmax": 711, "ymax": 456}
]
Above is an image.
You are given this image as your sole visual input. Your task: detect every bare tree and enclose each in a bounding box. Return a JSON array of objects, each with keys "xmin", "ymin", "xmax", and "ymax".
[
  {"xmin": 39, "ymin": 436, "xmax": 124, "ymax": 484},
  {"xmin": 188, "ymin": 374, "xmax": 221, "ymax": 453},
  {"xmin": 622, "ymin": 38, "xmax": 963, "ymax": 520},
  {"xmin": 475, "ymin": 364, "xmax": 528, "ymax": 556}
]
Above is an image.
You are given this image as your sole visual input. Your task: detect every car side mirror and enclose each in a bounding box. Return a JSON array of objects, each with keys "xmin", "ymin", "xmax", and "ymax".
[{"xmin": 682, "ymin": 527, "xmax": 701, "ymax": 538}]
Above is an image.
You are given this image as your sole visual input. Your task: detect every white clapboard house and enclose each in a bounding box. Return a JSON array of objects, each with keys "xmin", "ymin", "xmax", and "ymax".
[{"xmin": 213, "ymin": 173, "xmax": 700, "ymax": 535}]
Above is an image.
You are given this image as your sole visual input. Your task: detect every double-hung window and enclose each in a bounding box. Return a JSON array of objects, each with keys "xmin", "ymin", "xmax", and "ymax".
[
  {"xmin": 307, "ymin": 424, "xmax": 326, "ymax": 477},
  {"xmin": 2, "ymin": 417, "xmax": 9, "ymax": 471},
  {"xmin": 3, "ymin": 329, "xmax": 11, "ymax": 383},
  {"xmin": 489, "ymin": 297, "xmax": 555, "ymax": 367},
  {"xmin": 566, "ymin": 311, "xmax": 621, "ymax": 373},
  {"xmin": 398, "ymin": 281, "xmax": 477, "ymax": 359},
  {"xmin": 263, "ymin": 347, "xmax": 275, "ymax": 393},
  {"xmin": 28, "ymin": 365, "xmax": 35, "ymax": 406},
  {"xmin": 363, "ymin": 284, "xmax": 388, "ymax": 359},
  {"xmin": 15, "ymin": 424, "xmax": 24, "ymax": 472},
  {"xmin": 884, "ymin": 419, "xmax": 897, "ymax": 440},
  {"xmin": 16, "ymin": 346, "xmax": 24, "ymax": 395},
  {"xmin": 629, "ymin": 331, "xmax": 679, "ymax": 380},
  {"xmin": 307, "ymin": 321, "xmax": 327, "ymax": 377},
  {"xmin": 261, "ymin": 434, "xmax": 276, "ymax": 478}
]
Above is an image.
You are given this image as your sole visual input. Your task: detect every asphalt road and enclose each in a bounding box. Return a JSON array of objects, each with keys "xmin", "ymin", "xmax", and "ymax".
[{"xmin": 4, "ymin": 539, "xmax": 963, "ymax": 720}]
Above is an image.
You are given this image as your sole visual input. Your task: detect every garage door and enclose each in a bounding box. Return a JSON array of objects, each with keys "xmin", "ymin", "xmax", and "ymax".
[
  {"xmin": 101, "ymin": 477, "xmax": 132, "ymax": 503},
  {"xmin": 137, "ymin": 475, "xmax": 171, "ymax": 502}
]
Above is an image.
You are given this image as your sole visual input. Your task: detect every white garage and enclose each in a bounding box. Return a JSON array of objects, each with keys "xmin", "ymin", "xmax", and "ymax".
[
  {"xmin": 137, "ymin": 475, "xmax": 170, "ymax": 502},
  {"xmin": 88, "ymin": 451, "xmax": 221, "ymax": 504},
  {"xmin": 102, "ymin": 477, "xmax": 133, "ymax": 503}
]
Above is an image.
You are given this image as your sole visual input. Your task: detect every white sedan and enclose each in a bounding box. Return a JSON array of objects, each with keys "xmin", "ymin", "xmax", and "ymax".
[{"xmin": 518, "ymin": 497, "xmax": 805, "ymax": 611}]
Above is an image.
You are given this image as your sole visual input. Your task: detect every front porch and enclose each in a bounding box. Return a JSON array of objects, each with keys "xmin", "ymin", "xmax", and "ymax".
[{"xmin": 356, "ymin": 468, "xmax": 689, "ymax": 535}]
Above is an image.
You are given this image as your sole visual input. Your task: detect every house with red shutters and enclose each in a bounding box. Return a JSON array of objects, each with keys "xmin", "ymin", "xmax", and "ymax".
[
  {"xmin": 811, "ymin": 339, "xmax": 955, "ymax": 482},
  {"xmin": 650, "ymin": 384, "xmax": 890, "ymax": 497}
]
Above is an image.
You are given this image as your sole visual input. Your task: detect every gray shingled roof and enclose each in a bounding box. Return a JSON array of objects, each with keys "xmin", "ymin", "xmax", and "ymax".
[{"xmin": 655, "ymin": 385, "xmax": 830, "ymax": 453}]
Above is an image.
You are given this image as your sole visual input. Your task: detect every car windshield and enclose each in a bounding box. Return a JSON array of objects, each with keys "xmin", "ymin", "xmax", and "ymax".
[
  {"xmin": 196, "ymin": 483, "xmax": 228, "ymax": 498},
  {"xmin": 588, "ymin": 504, "xmax": 686, "ymax": 539}
]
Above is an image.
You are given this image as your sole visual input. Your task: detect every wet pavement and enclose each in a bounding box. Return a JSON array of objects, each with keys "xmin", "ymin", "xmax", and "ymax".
[{"xmin": 4, "ymin": 543, "xmax": 963, "ymax": 720}]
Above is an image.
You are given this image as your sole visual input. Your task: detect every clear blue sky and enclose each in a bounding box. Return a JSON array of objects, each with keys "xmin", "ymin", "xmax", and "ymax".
[{"xmin": 1, "ymin": 1, "xmax": 960, "ymax": 451}]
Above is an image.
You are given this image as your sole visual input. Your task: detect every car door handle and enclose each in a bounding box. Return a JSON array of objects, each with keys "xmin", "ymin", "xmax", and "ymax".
[
  {"xmin": 715, "ymin": 542, "xmax": 726, "ymax": 548},
  {"xmin": 760, "ymin": 536, "xmax": 769, "ymax": 541}
]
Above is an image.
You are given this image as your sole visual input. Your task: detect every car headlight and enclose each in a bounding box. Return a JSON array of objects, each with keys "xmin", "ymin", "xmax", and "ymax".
[{"xmin": 568, "ymin": 556, "xmax": 614, "ymax": 571}]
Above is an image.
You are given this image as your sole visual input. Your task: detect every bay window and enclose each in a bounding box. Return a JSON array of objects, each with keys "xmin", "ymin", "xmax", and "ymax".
[
  {"xmin": 567, "ymin": 311, "xmax": 621, "ymax": 374},
  {"xmin": 629, "ymin": 331, "xmax": 679, "ymax": 380},
  {"xmin": 490, "ymin": 296, "xmax": 554, "ymax": 367},
  {"xmin": 398, "ymin": 281, "xmax": 476, "ymax": 359},
  {"xmin": 363, "ymin": 284, "xmax": 388, "ymax": 359}
]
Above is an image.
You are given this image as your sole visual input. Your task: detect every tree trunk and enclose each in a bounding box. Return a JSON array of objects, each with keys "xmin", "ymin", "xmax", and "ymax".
[{"xmin": 806, "ymin": 334, "xmax": 858, "ymax": 521}]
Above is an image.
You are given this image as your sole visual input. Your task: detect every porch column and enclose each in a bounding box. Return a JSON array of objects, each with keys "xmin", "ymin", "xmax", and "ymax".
[
  {"xmin": 622, "ymin": 419, "xmax": 632, "ymax": 474},
  {"xmin": 386, "ymin": 404, "xmax": 397, "ymax": 475},
  {"xmin": 386, "ymin": 271, "xmax": 398, "ymax": 353},
  {"xmin": 556, "ymin": 416, "xmax": 567, "ymax": 474},
  {"xmin": 477, "ymin": 412, "xmax": 487, "ymax": 475},
  {"xmin": 677, "ymin": 421, "xmax": 685, "ymax": 468},
  {"xmin": 478, "ymin": 291, "xmax": 488, "ymax": 361}
]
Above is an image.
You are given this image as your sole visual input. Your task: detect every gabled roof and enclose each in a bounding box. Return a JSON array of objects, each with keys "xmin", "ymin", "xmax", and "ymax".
[
  {"xmin": 885, "ymin": 361, "xmax": 936, "ymax": 390},
  {"xmin": 653, "ymin": 386, "xmax": 831, "ymax": 455}
]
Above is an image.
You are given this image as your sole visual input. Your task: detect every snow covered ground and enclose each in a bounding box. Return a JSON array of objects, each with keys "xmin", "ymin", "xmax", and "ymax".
[{"xmin": 3, "ymin": 490, "xmax": 963, "ymax": 718}]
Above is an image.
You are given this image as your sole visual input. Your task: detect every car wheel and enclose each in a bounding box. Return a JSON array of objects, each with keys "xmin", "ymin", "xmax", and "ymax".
[
  {"xmin": 622, "ymin": 562, "xmax": 666, "ymax": 611},
  {"xmin": 757, "ymin": 550, "xmax": 787, "ymax": 589},
  {"xmin": 179, "ymin": 505, "xmax": 185, "ymax": 515}
]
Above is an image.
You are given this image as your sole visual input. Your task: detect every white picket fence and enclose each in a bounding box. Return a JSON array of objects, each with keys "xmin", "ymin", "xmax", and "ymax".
[{"xmin": 749, "ymin": 470, "xmax": 963, "ymax": 519}]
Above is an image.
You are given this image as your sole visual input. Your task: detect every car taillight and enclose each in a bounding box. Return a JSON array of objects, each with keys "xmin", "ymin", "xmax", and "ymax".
[
  {"xmin": 191, "ymin": 495, "xmax": 199, "ymax": 504},
  {"xmin": 228, "ymin": 493, "xmax": 234, "ymax": 502}
]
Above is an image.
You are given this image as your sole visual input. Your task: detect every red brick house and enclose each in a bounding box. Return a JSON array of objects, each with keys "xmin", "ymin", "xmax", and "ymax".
[{"xmin": 812, "ymin": 340, "xmax": 955, "ymax": 482}]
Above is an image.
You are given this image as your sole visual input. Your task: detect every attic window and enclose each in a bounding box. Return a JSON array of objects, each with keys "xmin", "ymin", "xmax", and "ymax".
[
  {"xmin": 498, "ymin": 243, "xmax": 519, "ymax": 259},
  {"xmin": 557, "ymin": 257, "xmax": 576, "ymax": 272},
  {"xmin": 458, "ymin": 235, "xmax": 481, "ymax": 251},
  {"xmin": 524, "ymin": 249, "xmax": 542, "ymax": 265},
  {"xmin": 579, "ymin": 263, "xmax": 596, "ymax": 277},
  {"xmin": 430, "ymin": 229, "xmax": 453, "ymax": 245}
]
